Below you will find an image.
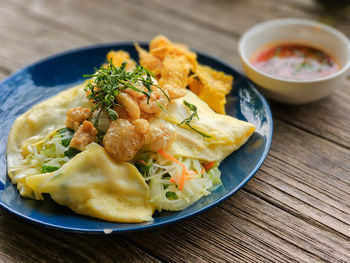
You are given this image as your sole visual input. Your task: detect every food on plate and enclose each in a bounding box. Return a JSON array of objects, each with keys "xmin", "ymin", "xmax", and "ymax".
[
  {"xmin": 26, "ymin": 143, "xmax": 153, "ymax": 222},
  {"xmin": 135, "ymin": 35, "xmax": 233, "ymax": 114},
  {"xmin": 251, "ymin": 43, "xmax": 340, "ymax": 80},
  {"xmin": 188, "ymin": 65, "xmax": 233, "ymax": 114},
  {"xmin": 7, "ymin": 36, "xmax": 255, "ymax": 223}
]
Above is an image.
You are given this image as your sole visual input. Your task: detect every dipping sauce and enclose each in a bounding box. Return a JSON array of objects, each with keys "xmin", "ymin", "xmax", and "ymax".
[{"xmin": 251, "ymin": 44, "xmax": 340, "ymax": 80}]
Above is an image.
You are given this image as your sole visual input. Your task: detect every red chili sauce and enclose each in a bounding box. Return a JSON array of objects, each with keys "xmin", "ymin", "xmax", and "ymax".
[{"xmin": 251, "ymin": 44, "xmax": 340, "ymax": 80}]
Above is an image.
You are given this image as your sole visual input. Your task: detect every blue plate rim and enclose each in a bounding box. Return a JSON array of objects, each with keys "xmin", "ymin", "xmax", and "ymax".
[{"xmin": 0, "ymin": 42, "xmax": 273, "ymax": 234}]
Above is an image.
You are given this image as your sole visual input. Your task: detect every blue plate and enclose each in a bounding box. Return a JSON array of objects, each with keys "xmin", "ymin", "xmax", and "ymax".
[{"xmin": 0, "ymin": 43, "xmax": 272, "ymax": 233}]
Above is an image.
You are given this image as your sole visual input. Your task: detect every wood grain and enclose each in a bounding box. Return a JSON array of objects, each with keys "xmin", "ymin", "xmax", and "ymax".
[
  {"xmin": 270, "ymin": 88, "xmax": 350, "ymax": 149},
  {"xmin": 0, "ymin": 209, "xmax": 161, "ymax": 263},
  {"xmin": 4, "ymin": 0, "xmax": 241, "ymax": 68},
  {"xmin": 0, "ymin": 0, "xmax": 350, "ymax": 262}
]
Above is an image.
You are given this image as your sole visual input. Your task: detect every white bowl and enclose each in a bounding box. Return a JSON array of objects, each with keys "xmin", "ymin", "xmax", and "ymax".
[{"xmin": 238, "ymin": 18, "xmax": 350, "ymax": 104}]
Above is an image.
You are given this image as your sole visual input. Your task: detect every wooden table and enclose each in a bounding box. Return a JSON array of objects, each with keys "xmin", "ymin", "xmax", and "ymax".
[{"xmin": 1, "ymin": 0, "xmax": 350, "ymax": 262}]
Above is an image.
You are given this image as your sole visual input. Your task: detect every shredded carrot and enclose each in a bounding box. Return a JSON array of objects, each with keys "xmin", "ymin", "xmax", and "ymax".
[
  {"xmin": 203, "ymin": 161, "xmax": 215, "ymax": 171},
  {"xmin": 158, "ymin": 149, "xmax": 194, "ymax": 191},
  {"xmin": 186, "ymin": 170, "xmax": 197, "ymax": 175},
  {"xmin": 137, "ymin": 159, "xmax": 147, "ymax": 165}
]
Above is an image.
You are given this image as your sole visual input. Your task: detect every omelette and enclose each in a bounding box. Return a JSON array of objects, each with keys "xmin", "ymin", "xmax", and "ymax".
[{"xmin": 6, "ymin": 36, "xmax": 255, "ymax": 223}]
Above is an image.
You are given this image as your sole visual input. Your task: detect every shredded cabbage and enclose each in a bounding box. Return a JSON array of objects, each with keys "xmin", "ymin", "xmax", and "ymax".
[
  {"xmin": 141, "ymin": 154, "xmax": 222, "ymax": 212},
  {"xmin": 14, "ymin": 126, "xmax": 222, "ymax": 213},
  {"xmin": 12, "ymin": 128, "xmax": 76, "ymax": 184}
]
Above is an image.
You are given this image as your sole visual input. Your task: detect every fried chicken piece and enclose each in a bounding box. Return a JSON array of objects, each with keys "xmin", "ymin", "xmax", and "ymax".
[
  {"xmin": 70, "ymin": 121, "xmax": 97, "ymax": 151},
  {"xmin": 103, "ymin": 119, "xmax": 149, "ymax": 162},
  {"xmin": 147, "ymin": 122, "xmax": 177, "ymax": 151},
  {"xmin": 66, "ymin": 107, "xmax": 91, "ymax": 131}
]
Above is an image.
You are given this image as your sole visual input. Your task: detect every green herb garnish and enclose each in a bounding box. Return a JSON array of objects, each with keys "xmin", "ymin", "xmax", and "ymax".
[
  {"xmin": 84, "ymin": 60, "xmax": 169, "ymax": 127},
  {"xmin": 58, "ymin": 127, "xmax": 74, "ymax": 147},
  {"xmin": 96, "ymin": 129, "xmax": 106, "ymax": 146},
  {"xmin": 163, "ymin": 175, "xmax": 171, "ymax": 189},
  {"xmin": 166, "ymin": 192, "xmax": 177, "ymax": 200},
  {"xmin": 41, "ymin": 165, "xmax": 59, "ymax": 174},
  {"xmin": 178, "ymin": 100, "xmax": 211, "ymax": 138},
  {"xmin": 64, "ymin": 147, "xmax": 80, "ymax": 159},
  {"xmin": 292, "ymin": 61, "xmax": 312, "ymax": 76},
  {"xmin": 57, "ymin": 127, "xmax": 80, "ymax": 158},
  {"xmin": 135, "ymin": 153, "xmax": 153, "ymax": 177}
]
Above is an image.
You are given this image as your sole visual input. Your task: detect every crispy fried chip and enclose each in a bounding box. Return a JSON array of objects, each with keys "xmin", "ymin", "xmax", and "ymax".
[
  {"xmin": 188, "ymin": 65, "xmax": 233, "ymax": 114},
  {"xmin": 149, "ymin": 35, "xmax": 172, "ymax": 59},
  {"xmin": 107, "ymin": 50, "xmax": 136, "ymax": 71},
  {"xmin": 150, "ymin": 35, "xmax": 172, "ymax": 51},
  {"xmin": 183, "ymin": 52, "xmax": 197, "ymax": 73},
  {"xmin": 159, "ymin": 55, "xmax": 191, "ymax": 92},
  {"xmin": 136, "ymin": 35, "xmax": 233, "ymax": 113},
  {"xmin": 148, "ymin": 35, "xmax": 197, "ymax": 72},
  {"xmin": 187, "ymin": 75, "xmax": 203, "ymax": 95},
  {"xmin": 134, "ymin": 43, "xmax": 163, "ymax": 76}
]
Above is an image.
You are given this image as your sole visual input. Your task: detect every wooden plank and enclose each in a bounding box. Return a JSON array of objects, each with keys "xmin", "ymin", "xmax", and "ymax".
[
  {"xmin": 0, "ymin": 2, "xmax": 95, "ymax": 72},
  {"xmin": 268, "ymin": 120, "xmax": 350, "ymax": 193},
  {"xmin": 242, "ymin": 120, "xmax": 350, "ymax": 238},
  {"xmin": 126, "ymin": 204, "xmax": 320, "ymax": 263},
  {"xmin": 141, "ymin": 0, "xmax": 350, "ymax": 35},
  {"xmin": 4, "ymin": 0, "xmax": 241, "ymax": 68},
  {"xmin": 261, "ymin": 154, "xmax": 350, "ymax": 220},
  {"xmin": 222, "ymin": 189, "xmax": 350, "ymax": 263},
  {"xmin": 0, "ymin": 209, "xmax": 161, "ymax": 263},
  {"xmin": 270, "ymin": 87, "xmax": 350, "ymax": 149},
  {"xmin": 0, "ymin": 72, "xmax": 9, "ymax": 82}
]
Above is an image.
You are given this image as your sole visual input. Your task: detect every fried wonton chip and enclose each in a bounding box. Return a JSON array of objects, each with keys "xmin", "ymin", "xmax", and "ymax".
[
  {"xmin": 150, "ymin": 35, "xmax": 171, "ymax": 49},
  {"xmin": 150, "ymin": 35, "xmax": 192, "ymax": 56},
  {"xmin": 107, "ymin": 50, "xmax": 136, "ymax": 71},
  {"xmin": 138, "ymin": 35, "xmax": 197, "ymax": 74},
  {"xmin": 149, "ymin": 35, "xmax": 172, "ymax": 59},
  {"xmin": 134, "ymin": 43, "xmax": 163, "ymax": 76},
  {"xmin": 159, "ymin": 55, "xmax": 191, "ymax": 91},
  {"xmin": 188, "ymin": 65, "xmax": 233, "ymax": 114},
  {"xmin": 137, "ymin": 35, "xmax": 232, "ymax": 114}
]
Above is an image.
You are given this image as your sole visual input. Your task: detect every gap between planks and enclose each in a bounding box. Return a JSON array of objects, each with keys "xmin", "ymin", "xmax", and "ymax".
[
  {"xmin": 275, "ymin": 115, "xmax": 350, "ymax": 152},
  {"xmin": 219, "ymin": 192, "xmax": 325, "ymax": 262},
  {"xmin": 221, "ymin": 188, "xmax": 350, "ymax": 263},
  {"xmin": 266, "ymin": 153, "xmax": 350, "ymax": 209},
  {"xmin": 245, "ymin": 176, "xmax": 350, "ymax": 241}
]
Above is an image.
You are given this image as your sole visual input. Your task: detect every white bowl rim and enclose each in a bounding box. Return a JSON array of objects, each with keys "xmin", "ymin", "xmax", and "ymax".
[{"xmin": 238, "ymin": 18, "xmax": 350, "ymax": 83}]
